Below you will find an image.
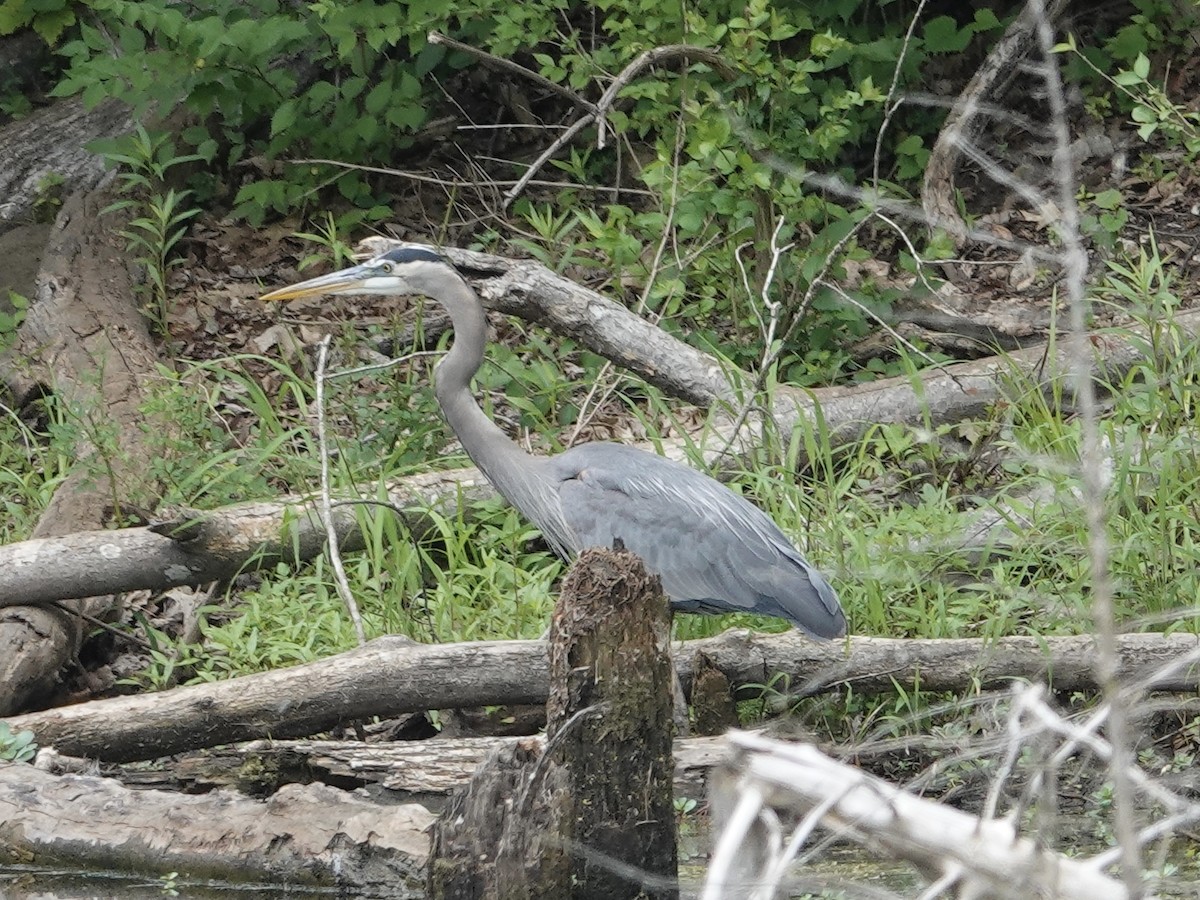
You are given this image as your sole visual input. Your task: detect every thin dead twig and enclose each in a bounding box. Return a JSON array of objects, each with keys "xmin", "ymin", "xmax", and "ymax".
[
  {"xmin": 1032, "ymin": 1, "xmax": 1142, "ymax": 892},
  {"xmin": 502, "ymin": 44, "xmax": 735, "ymax": 209},
  {"xmin": 427, "ymin": 31, "xmax": 598, "ymax": 115},
  {"xmin": 314, "ymin": 336, "xmax": 365, "ymax": 646}
]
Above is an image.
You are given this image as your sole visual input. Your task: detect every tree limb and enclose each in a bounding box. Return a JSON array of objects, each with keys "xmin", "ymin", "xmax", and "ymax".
[
  {"xmin": 0, "ymin": 185, "xmax": 168, "ymax": 717},
  {"xmin": 705, "ymin": 731, "xmax": 1126, "ymax": 900}
]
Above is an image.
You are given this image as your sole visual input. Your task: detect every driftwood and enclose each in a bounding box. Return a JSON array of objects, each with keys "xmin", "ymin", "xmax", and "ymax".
[
  {"xmin": 703, "ymin": 731, "xmax": 1125, "ymax": 900},
  {"xmin": 430, "ymin": 548, "xmax": 678, "ymax": 899},
  {"xmin": 0, "ymin": 760, "xmax": 433, "ymax": 898},
  {"xmin": 9, "ymin": 631, "xmax": 1199, "ymax": 764}
]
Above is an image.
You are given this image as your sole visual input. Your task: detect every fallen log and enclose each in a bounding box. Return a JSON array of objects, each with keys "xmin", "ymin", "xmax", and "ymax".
[
  {"xmin": 0, "ymin": 469, "xmax": 494, "ymax": 609},
  {"xmin": 8, "ymin": 631, "xmax": 1199, "ymax": 764},
  {"xmin": 0, "ymin": 760, "xmax": 433, "ymax": 899},
  {"xmin": 117, "ymin": 734, "xmax": 729, "ymax": 805}
]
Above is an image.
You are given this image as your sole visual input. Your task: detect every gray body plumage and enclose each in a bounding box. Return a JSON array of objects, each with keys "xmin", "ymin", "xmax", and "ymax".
[
  {"xmin": 535, "ymin": 443, "xmax": 844, "ymax": 637},
  {"xmin": 261, "ymin": 246, "xmax": 847, "ymax": 639}
]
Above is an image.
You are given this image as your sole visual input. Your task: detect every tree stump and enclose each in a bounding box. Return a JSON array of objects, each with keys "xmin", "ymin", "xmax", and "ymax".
[
  {"xmin": 689, "ymin": 650, "xmax": 738, "ymax": 736},
  {"xmin": 429, "ymin": 547, "xmax": 679, "ymax": 899}
]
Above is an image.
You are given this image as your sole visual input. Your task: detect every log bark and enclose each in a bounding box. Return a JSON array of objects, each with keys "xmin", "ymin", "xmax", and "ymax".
[
  {"xmin": 0, "ymin": 760, "xmax": 433, "ymax": 898},
  {"xmin": 119, "ymin": 734, "xmax": 728, "ymax": 806},
  {"xmin": 0, "ymin": 185, "xmax": 169, "ymax": 717},
  {"xmin": 429, "ymin": 547, "xmax": 678, "ymax": 900},
  {"xmin": 8, "ymin": 631, "xmax": 1198, "ymax": 764},
  {"xmin": 0, "ymin": 97, "xmax": 132, "ymax": 233}
]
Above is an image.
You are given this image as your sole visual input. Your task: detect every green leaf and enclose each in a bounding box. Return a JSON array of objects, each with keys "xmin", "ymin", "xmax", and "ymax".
[
  {"xmin": 365, "ymin": 81, "xmax": 391, "ymax": 116},
  {"xmin": 270, "ymin": 100, "xmax": 298, "ymax": 137},
  {"xmin": 972, "ymin": 8, "xmax": 1001, "ymax": 31},
  {"xmin": 307, "ymin": 80, "xmax": 337, "ymax": 108},
  {"xmin": 923, "ymin": 16, "xmax": 970, "ymax": 53}
]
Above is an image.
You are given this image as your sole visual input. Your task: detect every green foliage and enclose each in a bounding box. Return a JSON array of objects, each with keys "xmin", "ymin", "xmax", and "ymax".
[
  {"xmin": 33, "ymin": 0, "xmax": 984, "ymax": 355},
  {"xmin": 1111, "ymin": 52, "xmax": 1200, "ymax": 154},
  {"xmin": 95, "ymin": 125, "xmax": 203, "ymax": 334},
  {"xmin": 293, "ymin": 212, "xmax": 357, "ymax": 272},
  {"xmin": 139, "ymin": 355, "xmax": 322, "ymax": 508},
  {"xmin": 32, "ymin": 172, "xmax": 66, "ymax": 222},
  {"xmin": 0, "ymin": 291, "xmax": 28, "ymax": 356},
  {"xmin": 1057, "ymin": 1, "xmax": 1200, "ymax": 158},
  {"xmin": 0, "ymin": 0, "xmax": 77, "ymax": 44},
  {"xmin": 0, "ymin": 721, "xmax": 37, "ymax": 762},
  {"xmin": 0, "ymin": 400, "xmax": 70, "ymax": 544},
  {"xmin": 1077, "ymin": 186, "xmax": 1129, "ymax": 252}
]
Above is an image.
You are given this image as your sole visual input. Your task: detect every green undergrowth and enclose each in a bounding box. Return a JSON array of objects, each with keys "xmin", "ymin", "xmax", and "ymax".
[
  {"xmin": 4, "ymin": 242, "xmax": 1199, "ymax": 696},
  {"xmin": 193, "ymin": 243, "xmax": 1199, "ymax": 688}
]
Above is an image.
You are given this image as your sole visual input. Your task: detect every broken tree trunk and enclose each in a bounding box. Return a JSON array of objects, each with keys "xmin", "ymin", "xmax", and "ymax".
[
  {"xmin": 8, "ymin": 631, "xmax": 1200, "ymax": 764},
  {"xmin": 921, "ymin": 0, "xmax": 1069, "ymax": 252},
  {"xmin": 429, "ymin": 548, "xmax": 679, "ymax": 900},
  {"xmin": 0, "ymin": 184, "xmax": 172, "ymax": 717}
]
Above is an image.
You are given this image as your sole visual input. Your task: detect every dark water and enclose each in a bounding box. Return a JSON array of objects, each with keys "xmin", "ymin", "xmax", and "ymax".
[
  {"xmin": 0, "ymin": 866, "xmax": 338, "ymax": 899},
  {"xmin": 7, "ymin": 819, "xmax": 1199, "ymax": 899}
]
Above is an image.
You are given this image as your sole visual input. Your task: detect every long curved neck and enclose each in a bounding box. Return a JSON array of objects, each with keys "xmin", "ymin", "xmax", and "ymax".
[{"xmin": 432, "ymin": 275, "xmax": 546, "ymax": 500}]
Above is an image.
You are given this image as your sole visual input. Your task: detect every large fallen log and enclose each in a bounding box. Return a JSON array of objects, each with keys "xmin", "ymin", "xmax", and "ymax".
[
  {"xmin": 0, "ymin": 470, "xmax": 494, "ymax": 609},
  {"xmin": 118, "ymin": 734, "xmax": 730, "ymax": 804},
  {"xmin": 8, "ymin": 631, "xmax": 1198, "ymax": 764},
  {"xmin": 0, "ymin": 760, "xmax": 433, "ymax": 898}
]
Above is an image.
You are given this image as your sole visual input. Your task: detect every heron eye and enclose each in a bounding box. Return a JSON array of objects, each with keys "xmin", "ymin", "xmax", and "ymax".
[{"xmin": 380, "ymin": 261, "xmax": 394, "ymax": 273}]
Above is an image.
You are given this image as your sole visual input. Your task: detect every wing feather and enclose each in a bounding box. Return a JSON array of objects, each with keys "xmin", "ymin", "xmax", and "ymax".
[{"xmin": 542, "ymin": 443, "xmax": 846, "ymax": 638}]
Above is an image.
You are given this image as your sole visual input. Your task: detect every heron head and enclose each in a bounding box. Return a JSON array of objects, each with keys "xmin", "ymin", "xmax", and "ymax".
[{"xmin": 259, "ymin": 246, "xmax": 447, "ymax": 302}]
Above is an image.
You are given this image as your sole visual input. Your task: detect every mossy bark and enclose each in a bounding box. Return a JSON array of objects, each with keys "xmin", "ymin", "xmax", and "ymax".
[{"xmin": 429, "ymin": 547, "xmax": 678, "ymax": 900}]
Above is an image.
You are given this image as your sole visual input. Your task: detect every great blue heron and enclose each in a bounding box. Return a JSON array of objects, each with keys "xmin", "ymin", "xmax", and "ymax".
[{"xmin": 261, "ymin": 246, "xmax": 847, "ymax": 638}]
